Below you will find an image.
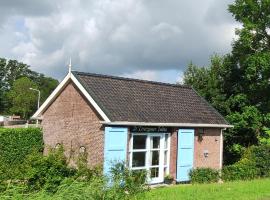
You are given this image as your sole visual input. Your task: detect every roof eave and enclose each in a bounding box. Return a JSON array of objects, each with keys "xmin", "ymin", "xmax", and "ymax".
[{"xmin": 101, "ymin": 121, "xmax": 233, "ymax": 128}]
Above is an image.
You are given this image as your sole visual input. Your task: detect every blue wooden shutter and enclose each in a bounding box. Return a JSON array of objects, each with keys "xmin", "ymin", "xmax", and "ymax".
[
  {"xmin": 177, "ymin": 129, "xmax": 195, "ymax": 182},
  {"xmin": 103, "ymin": 127, "xmax": 128, "ymax": 176}
]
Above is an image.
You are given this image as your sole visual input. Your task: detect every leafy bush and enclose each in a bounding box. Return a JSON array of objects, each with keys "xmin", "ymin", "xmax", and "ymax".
[
  {"xmin": 222, "ymin": 158, "xmax": 258, "ymax": 181},
  {"xmin": 0, "ymin": 161, "xmax": 148, "ymax": 200},
  {"xmin": 258, "ymin": 128, "xmax": 270, "ymax": 145},
  {"xmin": 0, "ymin": 128, "xmax": 43, "ymax": 180},
  {"xmin": 222, "ymin": 144, "xmax": 270, "ymax": 182},
  {"xmin": 189, "ymin": 168, "xmax": 220, "ymax": 184},
  {"xmin": 242, "ymin": 144, "xmax": 270, "ymax": 177},
  {"xmin": 75, "ymin": 151, "xmax": 102, "ymax": 181},
  {"xmin": 0, "ymin": 128, "xmax": 148, "ymax": 199},
  {"xmin": 23, "ymin": 146, "xmax": 76, "ymax": 193},
  {"xmin": 109, "ymin": 162, "xmax": 148, "ymax": 198}
]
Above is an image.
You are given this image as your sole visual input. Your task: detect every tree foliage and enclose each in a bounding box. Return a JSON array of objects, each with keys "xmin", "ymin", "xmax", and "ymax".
[
  {"xmin": 183, "ymin": 0, "xmax": 270, "ymax": 164},
  {"xmin": 0, "ymin": 58, "xmax": 58, "ymax": 117},
  {"xmin": 7, "ymin": 77, "xmax": 38, "ymax": 119}
]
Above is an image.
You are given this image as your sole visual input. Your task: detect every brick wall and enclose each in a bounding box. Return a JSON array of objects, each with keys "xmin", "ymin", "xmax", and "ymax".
[
  {"xmin": 169, "ymin": 129, "xmax": 177, "ymax": 179},
  {"xmin": 169, "ymin": 128, "xmax": 222, "ymax": 180},
  {"xmin": 194, "ymin": 128, "xmax": 222, "ymax": 169},
  {"xmin": 42, "ymin": 81, "xmax": 104, "ymax": 167}
]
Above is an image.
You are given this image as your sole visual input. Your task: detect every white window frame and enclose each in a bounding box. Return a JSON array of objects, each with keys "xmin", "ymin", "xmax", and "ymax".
[
  {"xmin": 129, "ymin": 132, "xmax": 171, "ymax": 183},
  {"xmin": 163, "ymin": 133, "xmax": 171, "ymax": 176}
]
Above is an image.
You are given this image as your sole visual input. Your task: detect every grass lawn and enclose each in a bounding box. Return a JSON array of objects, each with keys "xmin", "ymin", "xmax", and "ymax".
[{"xmin": 138, "ymin": 179, "xmax": 270, "ymax": 200}]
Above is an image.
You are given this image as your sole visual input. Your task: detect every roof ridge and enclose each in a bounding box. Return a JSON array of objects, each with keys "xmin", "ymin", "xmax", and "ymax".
[{"xmin": 72, "ymin": 70, "xmax": 191, "ymax": 88}]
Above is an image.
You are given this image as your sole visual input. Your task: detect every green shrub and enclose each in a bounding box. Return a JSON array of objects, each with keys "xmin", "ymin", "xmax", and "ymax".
[
  {"xmin": 23, "ymin": 146, "xmax": 76, "ymax": 193},
  {"xmin": 109, "ymin": 162, "xmax": 148, "ymax": 199},
  {"xmin": 75, "ymin": 151, "xmax": 102, "ymax": 181},
  {"xmin": 189, "ymin": 168, "xmax": 220, "ymax": 184},
  {"xmin": 242, "ymin": 145, "xmax": 270, "ymax": 177},
  {"xmin": 222, "ymin": 144, "xmax": 270, "ymax": 182},
  {"xmin": 0, "ymin": 128, "xmax": 148, "ymax": 199},
  {"xmin": 0, "ymin": 128, "xmax": 43, "ymax": 180},
  {"xmin": 0, "ymin": 161, "xmax": 148, "ymax": 200},
  {"xmin": 222, "ymin": 158, "xmax": 258, "ymax": 181}
]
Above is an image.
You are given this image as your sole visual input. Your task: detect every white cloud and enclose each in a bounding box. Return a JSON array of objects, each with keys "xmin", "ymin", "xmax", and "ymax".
[
  {"xmin": 0, "ymin": 0, "xmax": 238, "ymax": 81},
  {"xmin": 123, "ymin": 70, "xmax": 159, "ymax": 81}
]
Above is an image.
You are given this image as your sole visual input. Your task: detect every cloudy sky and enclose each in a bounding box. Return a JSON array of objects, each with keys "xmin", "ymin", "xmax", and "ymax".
[{"xmin": 0, "ymin": 0, "xmax": 238, "ymax": 83}]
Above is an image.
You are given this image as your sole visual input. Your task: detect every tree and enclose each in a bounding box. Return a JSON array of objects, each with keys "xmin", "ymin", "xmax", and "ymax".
[
  {"xmin": 34, "ymin": 75, "xmax": 58, "ymax": 104},
  {"xmin": 7, "ymin": 77, "xmax": 38, "ymax": 119},
  {"xmin": 229, "ymin": 0, "xmax": 270, "ymax": 56},
  {"xmin": 0, "ymin": 58, "xmax": 59, "ymax": 115},
  {"xmin": 184, "ymin": 56, "xmax": 230, "ymax": 115},
  {"xmin": 228, "ymin": 0, "xmax": 270, "ymax": 113},
  {"xmin": 183, "ymin": 0, "xmax": 270, "ymax": 164},
  {"xmin": 0, "ymin": 58, "xmax": 8, "ymax": 113},
  {"xmin": 258, "ymin": 127, "xmax": 270, "ymax": 145}
]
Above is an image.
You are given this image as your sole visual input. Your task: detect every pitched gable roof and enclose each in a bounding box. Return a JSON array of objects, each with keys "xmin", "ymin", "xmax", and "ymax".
[{"xmin": 72, "ymin": 71, "xmax": 229, "ymax": 125}]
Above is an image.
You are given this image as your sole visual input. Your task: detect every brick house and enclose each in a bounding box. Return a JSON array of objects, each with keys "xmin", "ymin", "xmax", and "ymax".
[{"xmin": 32, "ymin": 70, "xmax": 232, "ymax": 184}]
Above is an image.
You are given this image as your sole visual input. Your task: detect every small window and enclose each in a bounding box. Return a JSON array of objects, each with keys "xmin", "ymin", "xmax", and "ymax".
[
  {"xmin": 132, "ymin": 152, "xmax": 146, "ymax": 167},
  {"xmin": 151, "ymin": 150, "xmax": 159, "ymax": 166},
  {"xmin": 151, "ymin": 136, "xmax": 160, "ymax": 149},
  {"xmin": 133, "ymin": 135, "xmax": 147, "ymax": 149}
]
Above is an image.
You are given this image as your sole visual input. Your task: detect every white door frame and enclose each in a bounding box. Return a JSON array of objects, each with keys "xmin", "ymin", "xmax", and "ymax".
[{"xmin": 129, "ymin": 132, "xmax": 170, "ymax": 184}]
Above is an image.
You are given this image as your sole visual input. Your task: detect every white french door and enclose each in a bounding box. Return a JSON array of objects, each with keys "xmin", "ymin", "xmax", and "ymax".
[{"xmin": 129, "ymin": 133, "xmax": 170, "ymax": 184}]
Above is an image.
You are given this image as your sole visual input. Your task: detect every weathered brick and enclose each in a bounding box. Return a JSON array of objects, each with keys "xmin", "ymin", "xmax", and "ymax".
[
  {"xmin": 42, "ymin": 82, "xmax": 104, "ymax": 167},
  {"xmin": 169, "ymin": 128, "xmax": 222, "ymax": 180},
  {"xmin": 194, "ymin": 128, "xmax": 222, "ymax": 169}
]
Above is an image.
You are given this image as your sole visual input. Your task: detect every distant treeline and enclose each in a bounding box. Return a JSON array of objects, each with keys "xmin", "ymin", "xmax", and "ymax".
[{"xmin": 0, "ymin": 58, "xmax": 58, "ymax": 119}]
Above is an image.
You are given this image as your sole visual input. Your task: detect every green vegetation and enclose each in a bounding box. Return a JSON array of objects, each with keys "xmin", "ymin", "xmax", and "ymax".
[
  {"xmin": 0, "ymin": 128, "xmax": 148, "ymax": 199},
  {"xmin": 1, "ymin": 127, "xmax": 269, "ymax": 199},
  {"xmin": 189, "ymin": 168, "xmax": 219, "ymax": 184},
  {"xmin": 222, "ymin": 159, "xmax": 258, "ymax": 181},
  {"xmin": 7, "ymin": 77, "xmax": 38, "ymax": 119},
  {"xmin": 259, "ymin": 128, "xmax": 270, "ymax": 145},
  {"xmin": 23, "ymin": 147, "xmax": 77, "ymax": 193},
  {"xmin": 189, "ymin": 144, "xmax": 270, "ymax": 183},
  {"xmin": 0, "ymin": 152, "xmax": 148, "ymax": 200},
  {"xmin": 183, "ymin": 0, "xmax": 270, "ymax": 164},
  {"xmin": 137, "ymin": 179, "xmax": 270, "ymax": 200},
  {"xmin": 0, "ymin": 128, "xmax": 43, "ymax": 180},
  {"xmin": 243, "ymin": 145, "xmax": 270, "ymax": 178},
  {"xmin": 222, "ymin": 144, "xmax": 270, "ymax": 182},
  {"xmin": 0, "ymin": 58, "xmax": 58, "ymax": 118}
]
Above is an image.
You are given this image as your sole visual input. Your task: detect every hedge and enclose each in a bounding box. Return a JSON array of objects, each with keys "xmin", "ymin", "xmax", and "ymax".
[
  {"xmin": 0, "ymin": 128, "xmax": 43, "ymax": 179},
  {"xmin": 189, "ymin": 168, "xmax": 220, "ymax": 184},
  {"xmin": 222, "ymin": 158, "xmax": 258, "ymax": 181},
  {"xmin": 243, "ymin": 145, "xmax": 270, "ymax": 177},
  {"xmin": 222, "ymin": 144, "xmax": 270, "ymax": 181}
]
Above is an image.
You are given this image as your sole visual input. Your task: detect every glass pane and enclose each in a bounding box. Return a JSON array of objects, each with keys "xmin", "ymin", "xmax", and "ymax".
[
  {"xmin": 150, "ymin": 167, "xmax": 159, "ymax": 178},
  {"xmin": 133, "ymin": 135, "xmax": 147, "ymax": 149},
  {"xmin": 132, "ymin": 152, "xmax": 146, "ymax": 167},
  {"xmin": 164, "ymin": 134, "xmax": 169, "ymax": 149},
  {"xmin": 151, "ymin": 150, "xmax": 159, "ymax": 166},
  {"xmin": 151, "ymin": 136, "xmax": 160, "ymax": 149},
  {"xmin": 164, "ymin": 150, "xmax": 168, "ymax": 165}
]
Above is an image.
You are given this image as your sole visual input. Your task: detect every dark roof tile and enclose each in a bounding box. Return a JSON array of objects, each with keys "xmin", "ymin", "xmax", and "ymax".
[{"xmin": 72, "ymin": 71, "xmax": 228, "ymax": 124}]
